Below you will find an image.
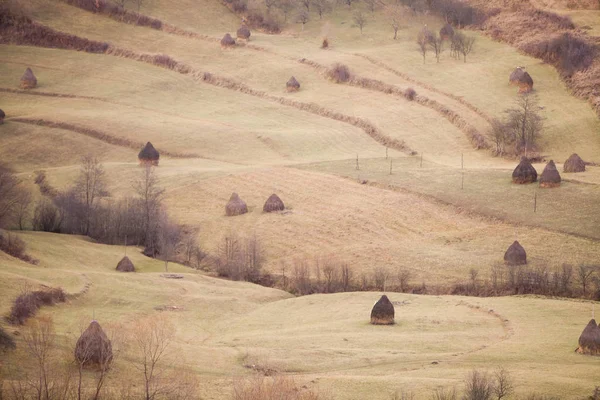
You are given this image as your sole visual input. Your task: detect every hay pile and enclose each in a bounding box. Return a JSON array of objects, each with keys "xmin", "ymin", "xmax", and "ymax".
[
  {"xmin": 370, "ymin": 295, "xmax": 395, "ymax": 325},
  {"xmin": 286, "ymin": 76, "xmax": 300, "ymax": 92},
  {"xmin": 221, "ymin": 33, "xmax": 236, "ymax": 48},
  {"xmin": 74, "ymin": 321, "xmax": 113, "ymax": 367},
  {"xmin": 138, "ymin": 141, "xmax": 160, "ymax": 166},
  {"xmin": 539, "ymin": 160, "xmax": 561, "ymax": 188},
  {"xmin": 0, "ymin": 108, "xmax": 5, "ymax": 124},
  {"xmin": 577, "ymin": 319, "xmax": 600, "ymax": 356},
  {"xmin": 115, "ymin": 256, "xmax": 135, "ymax": 272},
  {"xmin": 263, "ymin": 193, "xmax": 285, "ymax": 212},
  {"xmin": 512, "ymin": 156, "xmax": 538, "ymax": 184},
  {"xmin": 563, "ymin": 153, "xmax": 585, "ymax": 173},
  {"xmin": 504, "ymin": 240, "xmax": 527, "ymax": 266},
  {"xmin": 237, "ymin": 25, "xmax": 250, "ymax": 40},
  {"xmin": 321, "ymin": 37, "xmax": 329, "ymax": 48},
  {"xmin": 509, "ymin": 67, "xmax": 534, "ymax": 93},
  {"xmin": 440, "ymin": 23, "xmax": 454, "ymax": 40},
  {"xmin": 225, "ymin": 192, "xmax": 248, "ymax": 216},
  {"xmin": 20, "ymin": 68, "xmax": 37, "ymax": 89}
]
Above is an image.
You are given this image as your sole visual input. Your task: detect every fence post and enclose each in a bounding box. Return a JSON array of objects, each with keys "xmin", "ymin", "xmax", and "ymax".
[{"xmin": 356, "ymin": 154, "xmax": 359, "ymax": 170}]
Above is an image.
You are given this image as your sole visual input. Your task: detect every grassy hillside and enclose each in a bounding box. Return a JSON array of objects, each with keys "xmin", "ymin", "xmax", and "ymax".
[{"xmin": 0, "ymin": 233, "xmax": 598, "ymax": 399}]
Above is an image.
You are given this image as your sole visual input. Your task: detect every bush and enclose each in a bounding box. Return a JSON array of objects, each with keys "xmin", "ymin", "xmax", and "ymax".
[
  {"xmin": 0, "ymin": 325, "xmax": 16, "ymax": 351},
  {"xmin": 8, "ymin": 288, "xmax": 67, "ymax": 325},
  {"xmin": 245, "ymin": 9, "xmax": 281, "ymax": 33},
  {"xmin": 404, "ymin": 87, "xmax": 416, "ymax": 101},
  {"xmin": 523, "ymin": 33, "xmax": 594, "ymax": 77},
  {"xmin": 327, "ymin": 63, "xmax": 351, "ymax": 83},
  {"xmin": 32, "ymin": 199, "xmax": 62, "ymax": 232},
  {"xmin": 0, "ymin": 232, "xmax": 26, "ymax": 259}
]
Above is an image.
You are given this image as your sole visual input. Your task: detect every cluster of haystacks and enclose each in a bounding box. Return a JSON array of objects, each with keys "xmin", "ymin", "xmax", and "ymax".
[
  {"xmin": 327, "ymin": 63, "xmax": 351, "ymax": 83},
  {"xmin": 504, "ymin": 240, "xmax": 527, "ymax": 266},
  {"xmin": 577, "ymin": 319, "xmax": 600, "ymax": 356},
  {"xmin": 370, "ymin": 295, "xmax": 395, "ymax": 325},
  {"xmin": 0, "ymin": 109, "xmax": 5, "ymax": 125},
  {"xmin": 138, "ymin": 142, "xmax": 160, "ymax": 166},
  {"xmin": 509, "ymin": 67, "xmax": 534, "ymax": 93},
  {"xmin": 74, "ymin": 321, "xmax": 113, "ymax": 367},
  {"xmin": 225, "ymin": 192, "xmax": 248, "ymax": 216},
  {"xmin": 20, "ymin": 68, "xmax": 37, "ymax": 89},
  {"xmin": 116, "ymin": 256, "xmax": 135, "ymax": 272},
  {"xmin": 286, "ymin": 76, "xmax": 300, "ymax": 92},
  {"xmin": 439, "ymin": 23, "xmax": 454, "ymax": 40},
  {"xmin": 512, "ymin": 156, "xmax": 538, "ymax": 184},
  {"xmin": 539, "ymin": 160, "xmax": 561, "ymax": 188},
  {"xmin": 236, "ymin": 25, "xmax": 250, "ymax": 40},
  {"xmin": 263, "ymin": 193, "xmax": 285, "ymax": 212},
  {"xmin": 564, "ymin": 153, "xmax": 585, "ymax": 173},
  {"xmin": 221, "ymin": 33, "xmax": 236, "ymax": 48}
]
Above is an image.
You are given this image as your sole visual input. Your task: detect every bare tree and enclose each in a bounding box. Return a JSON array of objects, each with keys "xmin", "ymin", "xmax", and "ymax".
[
  {"xmin": 74, "ymin": 154, "xmax": 108, "ymax": 236},
  {"xmin": 133, "ymin": 165, "xmax": 164, "ymax": 254},
  {"xmin": 492, "ymin": 368, "xmax": 514, "ymax": 400},
  {"xmin": 312, "ymin": 0, "xmax": 331, "ymax": 18},
  {"xmin": 134, "ymin": 0, "xmax": 144, "ymax": 11},
  {"xmin": 265, "ymin": 0, "xmax": 278, "ymax": 13},
  {"xmin": 296, "ymin": 9, "xmax": 309, "ymax": 30},
  {"xmin": 388, "ymin": 4, "xmax": 404, "ymax": 40},
  {"xmin": 352, "ymin": 10, "xmax": 367, "ymax": 34},
  {"xmin": 341, "ymin": 264, "xmax": 353, "ymax": 291},
  {"xmin": 277, "ymin": 0, "xmax": 295, "ymax": 21},
  {"xmin": 429, "ymin": 34, "xmax": 444, "ymax": 62},
  {"xmin": 0, "ymin": 163, "xmax": 26, "ymax": 229},
  {"xmin": 417, "ymin": 26, "xmax": 433, "ymax": 63},
  {"xmin": 453, "ymin": 31, "xmax": 475, "ymax": 62},
  {"xmin": 131, "ymin": 316, "xmax": 176, "ymax": 400},
  {"xmin": 242, "ymin": 234, "xmax": 263, "ymax": 283},
  {"xmin": 22, "ymin": 316, "xmax": 57, "ymax": 400},
  {"xmin": 372, "ymin": 267, "xmax": 390, "ymax": 291},
  {"xmin": 488, "ymin": 119, "xmax": 511, "ymax": 157},
  {"xmin": 14, "ymin": 189, "xmax": 32, "ymax": 230},
  {"xmin": 397, "ymin": 268, "xmax": 412, "ymax": 292},
  {"xmin": 157, "ymin": 214, "xmax": 181, "ymax": 272},
  {"xmin": 300, "ymin": 0, "xmax": 310, "ymax": 11},
  {"xmin": 322, "ymin": 262, "xmax": 339, "ymax": 293},
  {"xmin": 578, "ymin": 264, "xmax": 596, "ymax": 297},
  {"xmin": 463, "ymin": 370, "xmax": 492, "ymax": 400},
  {"xmin": 363, "ymin": 0, "xmax": 378, "ymax": 13},
  {"xmin": 505, "ymin": 94, "xmax": 544, "ymax": 156}
]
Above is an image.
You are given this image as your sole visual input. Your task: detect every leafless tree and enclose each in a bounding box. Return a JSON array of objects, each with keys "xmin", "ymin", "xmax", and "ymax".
[
  {"xmin": 492, "ymin": 368, "xmax": 514, "ymax": 400},
  {"xmin": 312, "ymin": 0, "xmax": 331, "ymax": 18},
  {"xmin": 133, "ymin": 165, "xmax": 164, "ymax": 252},
  {"xmin": 463, "ymin": 370, "xmax": 492, "ymax": 400},
  {"xmin": 277, "ymin": 0, "xmax": 295, "ymax": 21},
  {"xmin": 293, "ymin": 259, "xmax": 312, "ymax": 295},
  {"xmin": 14, "ymin": 189, "xmax": 32, "ymax": 230},
  {"xmin": 341, "ymin": 264, "xmax": 353, "ymax": 291},
  {"xmin": 372, "ymin": 267, "xmax": 390, "ymax": 291},
  {"xmin": 296, "ymin": 9, "xmax": 309, "ymax": 30},
  {"xmin": 505, "ymin": 94, "xmax": 544, "ymax": 155},
  {"xmin": 453, "ymin": 31, "xmax": 475, "ymax": 62},
  {"xmin": 363, "ymin": 0, "xmax": 378, "ymax": 13},
  {"xmin": 429, "ymin": 34, "xmax": 444, "ymax": 62},
  {"xmin": 265, "ymin": 0, "xmax": 278, "ymax": 13},
  {"xmin": 397, "ymin": 268, "xmax": 412, "ymax": 292},
  {"xmin": 352, "ymin": 10, "xmax": 367, "ymax": 34},
  {"xmin": 322, "ymin": 262, "xmax": 339, "ymax": 293},
  {"xmin": 300, "ymin": 0, "xmax": 310, "ymax": 11},
  {"xmin": 388, "ymin": 4, "xmax": 404, "ymax": 40},
  {"xmin": 0, "ymin": 163, "xmax": 26, "ymax": 229},
  {"xmin": 417, "ymin": 26, "xmax": 433, "ymax": 63},
  {"xmin": 131, "ymin": 315, "xmax": 176, "ymax": 400},
  {"xmin": 157, "ymin": 214, "xmax": 182, "ymax": 272},
  {"xmin": 74, "ymin": 155, "xmax": 108, "ymax": 236},
  {"xmin": 578, "ymin": 264, "xmax": 596, "ymax": 297},
  {"xmin": 488, "ymin": 119, "xmax": 511, "ymax": 157},
  {"xmin": 242, "ymin": 235, "xmax": 263, "ymax": 283},
  {"xmin": 431, "ymin": 387, "xmax": 457, "ymax": 400}
]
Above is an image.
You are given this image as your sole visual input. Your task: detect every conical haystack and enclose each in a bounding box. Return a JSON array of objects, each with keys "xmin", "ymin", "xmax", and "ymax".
[
  {"xmin": 263, "ymin": 193, "xmax": 285, "ymax": 212},
  {"xmin": 563, "ymin": 153, "xmax": 585, "ymax": 173},
  {"xmin": 577, "ymin": 319, "xmax": 600, "ymax": 356},
  {"xmin": 116, "ymin": 256, "xmax": 135, "ymax": 272},
  {"xmin": 74, "ymin": 321, "xmax": 113, "ymax": 367},
  {"xmin": 138, "ymin": 142, "xmax": 160, "ymax": 166},
  {"xmin": 504, "ymin": 240, "xmax": 527, "ymax": 266},
  {"xmin": 20, "ymin": 68, "xmax": 37, "ymax": 89},
  {"xmin": 221, "ymin": 33, "xmax": 236, "ymax": 48},
  {"xmin": 0, "ymin": 109, "xmax": 5, "ymax": 125},
  {"xmin": 225, "ymin": 192, "xmax": 248, "ymax": 216},
  {"xmin": 539, "ymin": 160, "xmax": 561, "ymax": 188},
  {"xmin": 509, "ymin": 67, "xmax": 533, "ymax": 93},
  {"xmin": 237, "ymin": 25, "xmax": 250, "ymax": 40},
  {"xmin": 370, "ymin": 295, "xmax": 395, "ymax": 325},
  {"xmin": 286, "ymin": 76, "xmax": 300, "ymax": 92},
  {"xmin": 512, "ymin": 156, "xmax": 537, "ymax": 184}
]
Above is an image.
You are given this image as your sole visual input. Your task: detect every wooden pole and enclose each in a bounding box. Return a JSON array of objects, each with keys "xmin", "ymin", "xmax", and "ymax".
[
  {"xmin": 389, "ymin": 159, "xmax": 393, "ymax": 175},
  {"xmin": 386, "ymin": 147, "xmax": 388, "ymax": 159},
  {"xmin": 356, "ymin": 154, "xmax": 359, "ymax": 170},
  {"xmin": 461, "ymin": 172, "xmax": 464, "ymax": 190},
  {"xmin": 534, "ymin": 191, "xmax": 537, "ymax": 213},
  {"xmin": 420, "ymin": 153, "xmax": 423, "ymax": 168},
  {"xmin": 461, "ymin": 153, "xmax": 464, "ymax": 170}
]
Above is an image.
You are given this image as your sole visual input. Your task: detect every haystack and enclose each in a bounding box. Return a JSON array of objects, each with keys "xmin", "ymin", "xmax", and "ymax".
[
  {"xmin": 563, "ymin": 153, "xmax": 585, "ymax": 173},
  {"xmin": 504, "ymin": 240, "xmax": 527, "ymax": 266},
  {"xmin": 138, "ymin": 142, "xmax": 160, "ymax": 166},
  {"xmin": 370, "ymin": 295, "xmax": 395, "ymax": 325},
  {"xmin": 263, "ymin": 193, "xmax": 285, "ymax": 212},
  {"xmin": 512, "ymin": 156, "xmax": 537, "ymax": 184},
  {"xmin": 115, "ymin": 256, "xmax": 135, "ymax": 272},
  {"xmin": 74, "ymin": 321, "xmax": 113, "ymax": 367},
  {"xmin": 20, "ymin": 68, "xmax": 37, "ymax": 89},
  {"xmin": 221, "ymin": 33, "xmax": 236, "ymax": 48},
  {"xmin": 577, "ymin": 319, "xmax": 600, "ymax": 356},
  {"xmin": 321, "ymin": 37, "xmax": 329, "ymax": 49},
  {"xmin": 440, "ymin": 23, "xmax": 454, "ymax": 40},
  {"xmin": 237, "ymin": 25, "xmax": 251, "ymax": 40},
  {"xmin": 509, "ymin": 67, "xmax": 533, "ymax": 93},
  {"xmin": 286, "ymin": 76, "xmax": 300, "ymax": 92},
  {"xmin": 225, "ymin": 192, "xmax": 248, "ymax": 216},
  {"xmin": 0, "ymin": 109, "xmax": 4, "ymax": 124},
  {"xmin": 539, "ymin": 160, "xmax": 561, "ymax": 188}
]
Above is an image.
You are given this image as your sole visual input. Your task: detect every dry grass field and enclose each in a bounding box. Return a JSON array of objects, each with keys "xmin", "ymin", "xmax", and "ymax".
[{"xmin": 1, "ymin": 0, "xmax": 600, "ymax": 397}]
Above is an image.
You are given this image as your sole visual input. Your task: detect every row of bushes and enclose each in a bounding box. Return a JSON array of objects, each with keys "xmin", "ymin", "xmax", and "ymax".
[
  {"xmin": 7, "ymin": 287, "xmax": 66, "ymax": 325},
  {"xmin": 222, "ymin": 0, "xmax": 282, "ymax": 33},
  {"xmin": 61, "ymin": 0, "xmax": 163, "ymax": 29}
]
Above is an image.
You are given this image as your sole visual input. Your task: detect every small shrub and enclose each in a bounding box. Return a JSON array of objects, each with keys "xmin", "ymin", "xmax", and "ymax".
[
  {"xmin": 404, "ymin": 87, "xmax": 416, "ymax": 101},
  {"xmin": 0, "ymin": 232, "xmax": 26, "ymax": 259},
  {"xmin": 327, "ymin": 63, "xmax": 351, "ymax": 83}
]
